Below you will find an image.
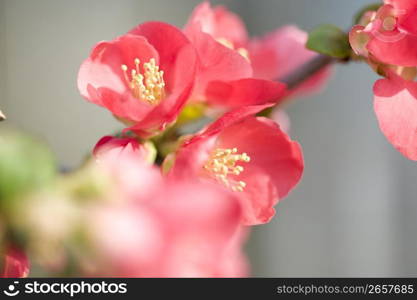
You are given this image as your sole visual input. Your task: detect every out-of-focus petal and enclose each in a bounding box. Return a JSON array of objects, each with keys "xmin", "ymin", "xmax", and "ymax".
[
  {"xmin": 78, "ymin": 22, "xmax": 197, "ymax": 138},
  {"xmin": 78, "ymin": 35, "xmax": 157, "ymax": 121},
  {"xmin": 249, "ymin": 26, "xmax": 332, "ymax": 97},
  {"xmin": 385, "ymin": 0, "xmax": 417, "ymax": 35},
  {"xmin": 184, "ymin": 2, "xmax": 248, "ymax": 48},
  {"xmin": 374, "ymin": 75, "xmax": 417, "ymax": 160}
]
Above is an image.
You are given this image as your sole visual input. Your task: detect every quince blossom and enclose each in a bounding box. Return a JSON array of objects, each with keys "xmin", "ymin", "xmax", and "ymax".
[
  {"xmin": 168, "ymin": 105, "xmax": 304, "ymax": 225},
  {"xmin": 88, "ymin": 153, "xmax": 247, "ymax": 277},
  {"xmin": 78, "ymin": 22, "xmax": 198, "ymax": 138},
  {"xmin": 350, "ymin": 1, "xmax": 417, "ymax": 160}
]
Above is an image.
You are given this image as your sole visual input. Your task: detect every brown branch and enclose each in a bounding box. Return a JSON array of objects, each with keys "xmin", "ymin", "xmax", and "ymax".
[{"xmin": 278, "ymin": 54, "xmax": 335, "ymax": 89}]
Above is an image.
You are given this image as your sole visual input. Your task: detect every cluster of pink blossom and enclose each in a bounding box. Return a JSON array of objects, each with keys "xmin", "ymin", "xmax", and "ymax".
[
  {"xmin": 1, "ymin": 247, "xmax": 29, "ymax": 278},
  {"xmin": 350, "ymin": 0, "xmax": 417, "ymax": 160},
  {"xmin": 77, "ymin": 2, "xmax": 330, "ymax": 277},
  {"xmin": 2, "ymin": 2, "xmax": 331, "ymax": 277},
  {"xmin": 5, "ymin": 0, "xmax": 417, "ymax": 279}
]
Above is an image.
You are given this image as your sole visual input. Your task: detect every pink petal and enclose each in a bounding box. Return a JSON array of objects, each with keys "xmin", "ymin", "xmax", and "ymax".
[
  {"xmin": 185, "ymin": 25, "xmax": 252, "ymax": 100},
  {"xmin": 271, "ymin": 109, "xmax": 291, "ymax": 134},
  {"xmin": 367, "ymin": 30, "xmax": 417, "ymax": 67},
  {"xmin": 205, "ymin": 78, "xmax": 286, "ymax": 109},
  {"xmin": 217, "ymin": 117, "xmax": 304, "ymax": 224},
  {"xmin": 356, "ymin": 4, "xmax": 417, "ymax": 67},
  {"xmin": 77, "ymin": 35, "xmax": 159, "ymax": 121},
  {"xmin": 399, "ymin": 10, "xmax": 417, "ymax": 35},
  {"xmin": 128, "ymin": 22, "xmax": 198, "ymax": 137},
  {"xmin": 374, "ymin": 75, "xmax": 417, "ymax": 160},
  {"xmin": 385, "ymin": 0, "xmax": 417, "ymax": 34}
]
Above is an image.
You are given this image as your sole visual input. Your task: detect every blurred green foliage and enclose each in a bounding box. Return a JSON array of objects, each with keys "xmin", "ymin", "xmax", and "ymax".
[{"xmin": 0, "ymin": 129, "xmax": 56, "ymax": 211}]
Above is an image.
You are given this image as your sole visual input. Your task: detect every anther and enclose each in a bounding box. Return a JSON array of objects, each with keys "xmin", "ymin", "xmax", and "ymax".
[
  {"xmin": 120, "ymin": 58, "xmax": 165, "ymax": 105},
  {"xmin": 204, "ymin": 147, "xmax": 250, "ymax": 192}
]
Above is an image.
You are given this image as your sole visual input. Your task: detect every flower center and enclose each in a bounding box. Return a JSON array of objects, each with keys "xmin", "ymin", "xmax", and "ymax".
[
  {"xmin": 382, "ymin": 16, "xmax": 397, "ymax": 31},
  {"xmin": 216, "ymin": 38, "xmax": 250, "ymax": 61},
  {"xmin": 121, "ymin": 58, "xmax": 165, "ymax": 105},
  {"xmin": 203, "ymin": 147, "xmax": 250, "ymax": 192}
]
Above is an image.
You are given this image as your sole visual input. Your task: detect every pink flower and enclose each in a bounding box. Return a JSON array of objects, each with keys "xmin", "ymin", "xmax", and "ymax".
[
  {"xmin": 183, "ymin": 3, "xmax": 286, "ymax": 110},
  {"xmin": 88, "ymin": 156, "xmax": 246, "ymax": 277},
  {"xmin": 168, "ymin": 105, "xmax": 304, "ymax": 225},
  {"xmin": 350, "ymin": 1, "xmax": 417, "ymax": 67},
  {"xmin": 184, "ymin": 2, "xmax": 331, "ymax": 108},
  {"xmin": 78, "ymin": 22, "xmax": 198, "ymax": 137},
  {"xmin": 350, "ymin": 1, "xmax": 417, "ymax": 160},
  {"xmin": 374, "ymin": 74, "xmax": 417, "ymax": 160},
  {"xmin": 248, "ymin": 26, "xmax": 332, "ymax": 98},
  {"xmin": 95, "ymin": 145, "xmax": 162, "ymax": 202},
  {"xmin": 1, "ymin": 247, "xmax": 29, "ymax": 278},
  {"xmin": 184, "ymin": 2, "xmax": 248, "ymax": 49},
  {"xmin": 86, "ymin": 153, "xmax": 247, "ymax": 277},
  {"xmin": 204, "ymin": 78, "xmax": 287, "ymax": 109}
]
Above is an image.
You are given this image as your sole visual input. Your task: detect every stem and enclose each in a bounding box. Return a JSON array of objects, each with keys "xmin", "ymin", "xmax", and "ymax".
[
  {"xmin": 278, "ymin": 54, "xmax": 335, "ymax": 89},
  {"xmin": 0, "ymin": 110, "xmax": 5, "ymax": 121}
]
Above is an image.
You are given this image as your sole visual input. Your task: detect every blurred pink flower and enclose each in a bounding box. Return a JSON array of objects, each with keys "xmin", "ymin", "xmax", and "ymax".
[
  {"xmin": 89, "ymin": 178, "xmax": 246, "ymax": 276},
  {"xmin": 1, "ymin": 247, "xmax": 29, "ymax": 278},
  {"xmin": 168, "ymin": 105, "xmax": 304, "ymax": 225},
  {"xmin": 184, "ymin": 2, "xmax": 331, "ymax": 105}
]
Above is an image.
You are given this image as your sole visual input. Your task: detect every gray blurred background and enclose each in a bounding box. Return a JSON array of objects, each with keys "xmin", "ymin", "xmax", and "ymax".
[{"xmin": 1, "ymin": 0, "xmax": 416, "ymax": 277}]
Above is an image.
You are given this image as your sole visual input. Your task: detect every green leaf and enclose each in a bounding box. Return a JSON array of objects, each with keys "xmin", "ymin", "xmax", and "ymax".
[
  {"xmin": 0, "ymin": 130, "xmax": 56, "ymax": 207},
  {"xmin": 306, "ymin": 24, "xmax": 351, "ymax": 59}
]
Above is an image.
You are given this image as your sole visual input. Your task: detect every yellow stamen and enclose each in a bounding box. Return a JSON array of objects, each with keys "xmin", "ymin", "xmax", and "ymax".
[
  {"xmin": 203, "ymin": 147, "xmax": 250, "ymax": 192},
  {"xmin": 120, "ymin": 58, "xmax": 165, "ymax": 105}
]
